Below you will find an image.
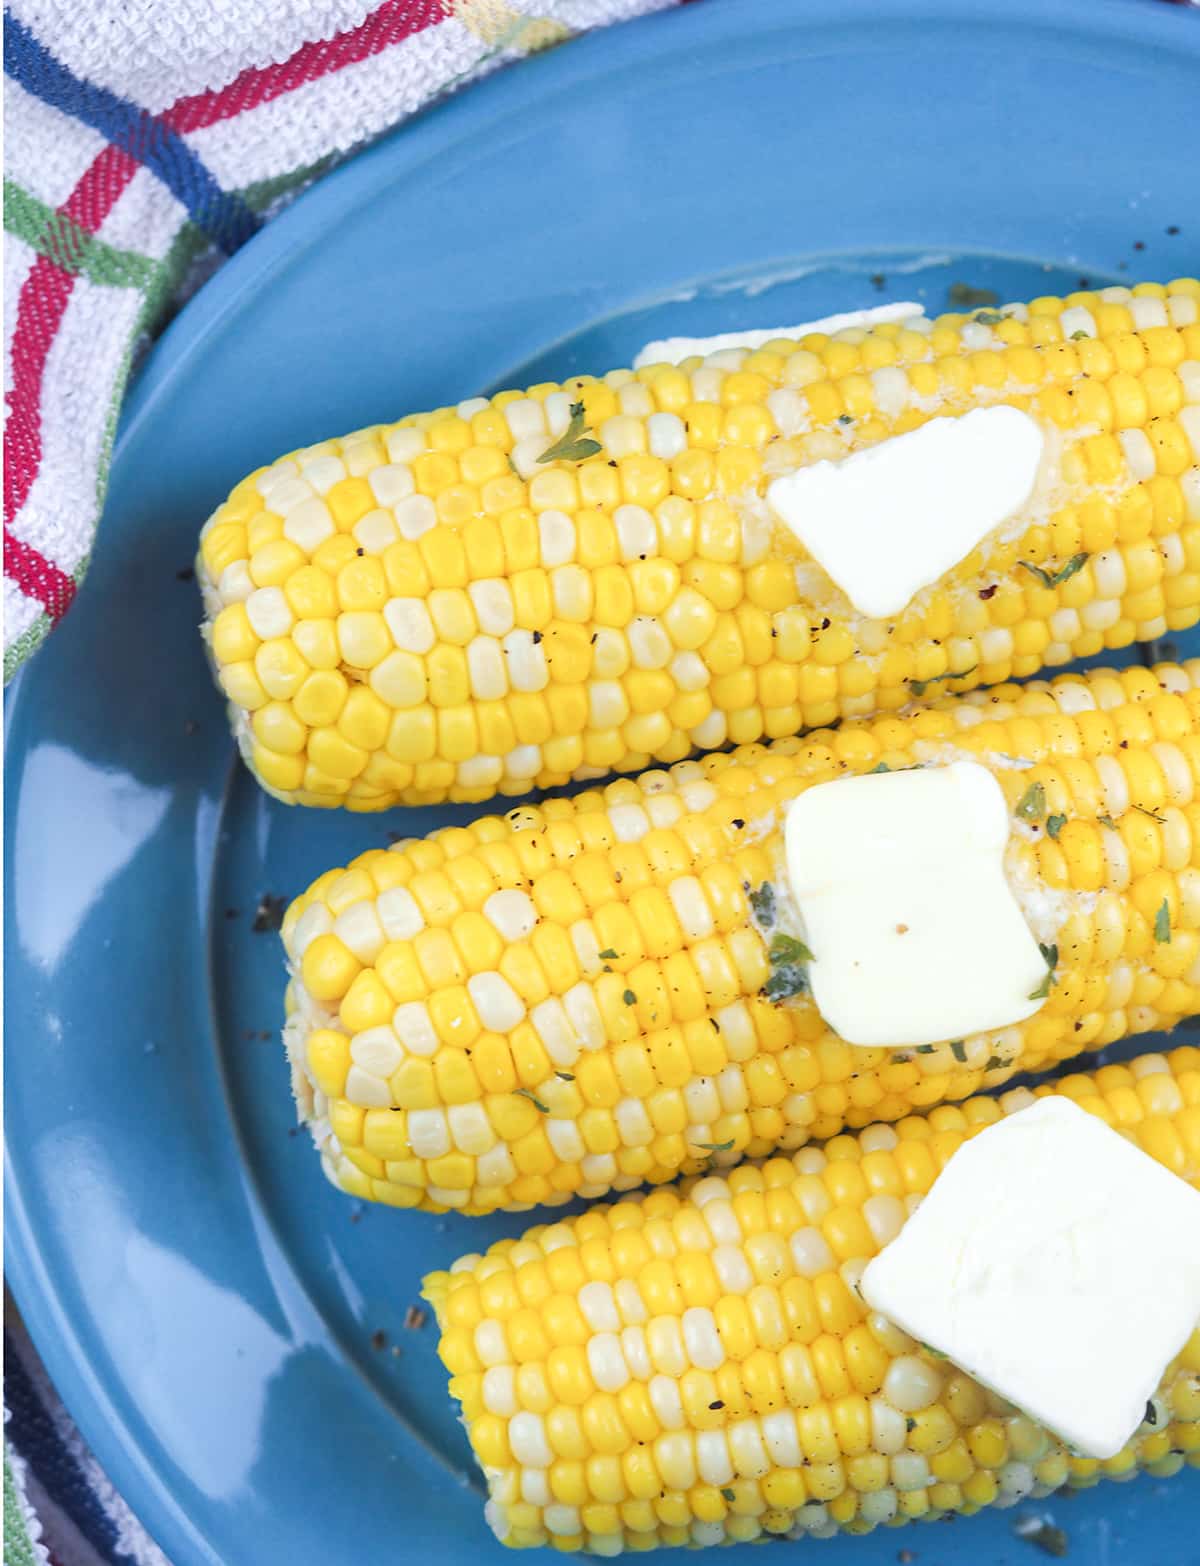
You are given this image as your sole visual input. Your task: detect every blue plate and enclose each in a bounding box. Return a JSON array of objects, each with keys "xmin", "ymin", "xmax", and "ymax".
[{"xmin": 6, "ymin": 1, "xmax": 1200, "ymax": 1561}]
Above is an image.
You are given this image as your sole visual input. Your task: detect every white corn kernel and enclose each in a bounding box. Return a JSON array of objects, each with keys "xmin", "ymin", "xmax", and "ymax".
[
  {"xmin": 1060, "ymin": 305, "xmax": 1098, "ymax": 340},
  {"xmin": 481, "ymin": 1364, "xmax": 517, "ymax": 1416},
  {"xmin": 600, "ymin": 415, "xmax": 647, "ymax": 459},
  {"xmin": 511, "ymin": 433, "xmax": 551, "ymax": 477},
  {"xmin": 648, "ymin": 412, "xmax": 688, "ymax": 459},
  {"xmin": 407, "ymin": 1108, "xmax": 451, "ymax": 1159},
  {"xmin": 620, "ymin": 1324, "xmax": 652, "ymax": 1379},
  {"xmin": 579, "ymin": 1281, "xmax": 621, "ymax": 1332},
  {"xmin": 618, "ymin": 382, "xmax": 655, "ymax": 417},
  {"xmin": 696, "ymin": 1429, "xmax": 735, "ymax": 1487},
  {"xmin": 690, "ymin": 368, "xmax": 724, "ymax": 403},
  {"xmin": 614, "ymin": 1098, "xmax": 654, "ymax": 1147},
  {"xmin": 870, "ymin": 1398, "xmax": 908, "ymax": 1456},
  {"xmin": 669, "ymin": 876, "xmax": 714, "ymax": 939},
  {"xmin": 350, "ymin": 1026, "xmax": 402, "ymax": 1078},
  {"xmin": 504, "ymin": 399, "xmax": 546, "ymax": 440},
  {"xmin": 728, "ymin": 1418, "xmax": 769, "ymax": 1480},
  {"xmin": 609, "ymin": 802, "xmax": 650, "ymax": 841},
  {"xmin": 669, "ymin": 651, "xmax": 709, "ymax": 692},
  {"xmin": 392, "ymin": 1001, "xmax": 439, "ymax": 1056},
  {"xmin": 509, "ymin": 1411, "xmax": 553, "ymax": 1468},
  {"xmin": 467, "ymin": 973, "xmax": 525, "ymax": 1031},
  {"xmin": 1118, "ymin": 428, "xmax": 1156, "ymax": 481},
  {"xmin": 291, "ymin": 902, "xmax": 333, "ymax": 956},
  {"xmin": 334, "ymin": 900, "xmax": 386, "ymax": 962},
  {"xmin": 218, "ymin": 560, "xmax": 254, "ymax": 604},
  {"xmin": 711, "ymin": 1246, "xmax": 754, "ymax": 1295},
  {"xmin": 344, "ymin": 1064, "xmax": 391, "ymax": 1108},
  {"xmin": 368, "ymin": 463, "xmax": 416, "ymax": 507},
  {"xmin": 246, "ymin": 586, "xmax": 294, "ymax": 639},
  {"xmin": 353, "ymin": 510, "xmax": 399, "ymax": 553},
  {"xmin": 648, "ymin": 1373, "xmax": 686, "ymax": 1430},
  {"xmin": 392, "ymin": 493, "xmax": 436, "ymax": 539},
  {"xmin": 1181, "ymin": 406, "xmax": 1200, "ymax": 461},
  {"xmin": 628, "ymin": 616, "xmax": 672, "ymax": 669},
  {"xmin": 384, "ymin": 427, "xmax": 426, "ymax": 464},
  {"xmin": 503, "ymin": 744, "xmax": 541, "ymax": 779},
  {"xmin": 582, "ymin": 1152, "xmax": 620, "ymax": 1183},
  {"xmin": 1130, "ymin": 297, "xmax": 1169, "ymax": 330},
  {"xmin": 545, "ymin": 1117, "xmax": 586, "ymax": 1162},
  {"xmin": 466, "ymin": 636, "xmax": 508, "ymax": 700},
  {"xmin": 691, "ymin": 710, "xmax": 727, "ymax": 751},
  {"xmin": 681, "ymin": 1306, "xmax": 726, "ymax": 1369},
  {"xmin": 587, "ymin": 1333, "xmax": 631, "ymax": 1392},
  {"xmin": 882, "ymin": 1355, "xmax": 943, "ymax": 1413},
  {"xmin": 530, "ymin": 997, "xmax": 580, "ymax": 1067},
  {"xmin": 475, "ymin": 1143, "xmax": 517, "ymax": 1188},
  {"xmin": 614, "ymin": 504, "xmax": 658, "ymax": 559},
  {"xmin": 543, "ymin": 391, "xmax": 573, "ymax": 436},
  {"xmin": 863, "ymin": 1194, "xmax": 906, "ymax": 1248},
  {"xmin": 537, "ymin": 509, "xmax": 576, "ymax": 566},
  {"xmin": 615, "ymin": 1279, "xmax": 648, "ymax": 1326},
  {"xmin": 551, "ymin": 564, "xmax": 591, "ymax": 620},
  {"xmin": 790, "ymin": 1228, "xmax": 835, "ymax": 1278},
  {"xmin": 563, "ymin": 984, "xmax": 606, "ymax": 1051},
  {"xmin": 468, "ymin": 579, "xmax": 516, "ymax": 636},
  {"xmin": 448, "ymin": 1103, "xmax": 495, "ymax": 1154},
  {"xmin": 502, "ymin": 630, "xmax": 549, "ymax": 692},
  {"xmin": 484, "ymin": 888, "xmax": 537, "ymax": 940},
  {"xmin": 382, "ymin": 595, "xmax": 435, "ymax": 651},
  {"xmin": 376, "ymin": 887, "xmax": 424, "ymax": 941}
]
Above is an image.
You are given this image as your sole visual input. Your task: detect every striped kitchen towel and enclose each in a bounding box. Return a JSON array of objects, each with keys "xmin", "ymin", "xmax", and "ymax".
[{"xmin": 2, "ymin": 0, "xmax": 684, "ymax": 682}]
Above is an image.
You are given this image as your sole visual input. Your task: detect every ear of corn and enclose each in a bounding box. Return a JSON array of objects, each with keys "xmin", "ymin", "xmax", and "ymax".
[
  {"xmin": 200, "ymin": 280, "xmax": 1200, "ymax": 809},
  {"xmin": 282, "ymin": 660, "xmax": 1200, "ymax": 1215},
  {"xmin": 422, "ymin": 1047, "xmax": 1200, "ymax": 1553}
]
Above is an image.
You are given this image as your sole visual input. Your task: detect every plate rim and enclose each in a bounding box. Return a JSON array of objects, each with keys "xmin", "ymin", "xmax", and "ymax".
[{"xmin": 7, "ymin": 0, "xmax": 1200, "ymax": 1560}]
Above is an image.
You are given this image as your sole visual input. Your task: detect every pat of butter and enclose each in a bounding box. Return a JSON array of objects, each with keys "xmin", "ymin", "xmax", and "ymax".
[
  {"xmin": 766, "ymin": 406, "xmax": 1044, "ymax": 619},
  {"xmin": 633, "ymin": 302, "xmax": 923, "ymax": 368},
  {"xmin": 862, "ymin": 1095, "xmax": 1200, "ymax": 1460},
  {"xmin": 784, "ymin": 761, "xmax": 1047, "ymax": 1047}
]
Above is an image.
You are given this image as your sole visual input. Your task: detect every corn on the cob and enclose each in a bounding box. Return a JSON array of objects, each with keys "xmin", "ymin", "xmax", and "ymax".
[
  {"xmin": 423, "ymin": 1047, "xmax": 1200, "ymax": 1552},
  {"xmin": 200, "ymin": 279, "xmax": 1200, "ymax": 810},
  {"xmin": 282, "ymin": 660, "xmax": 1200, "ymax": 1215}
]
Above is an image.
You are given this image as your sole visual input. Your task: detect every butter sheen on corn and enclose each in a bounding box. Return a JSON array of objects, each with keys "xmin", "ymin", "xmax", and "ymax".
[
  {"xmin": 200, "ymin": 280, "xmax": 1200, "ymax": 809},
  {"xmin": 281, "ymin": 660, "xmax": 1200, "ymax": 1215},
  {"xmin": 422, "ymin": 1048, "xmax": 1200, "ymax": 1552}
]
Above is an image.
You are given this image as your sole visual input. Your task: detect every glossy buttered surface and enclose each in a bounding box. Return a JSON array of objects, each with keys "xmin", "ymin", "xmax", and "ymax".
[{"xmin": 6, "ymin": 0, "xmax": 1200, "ymax": 1561}]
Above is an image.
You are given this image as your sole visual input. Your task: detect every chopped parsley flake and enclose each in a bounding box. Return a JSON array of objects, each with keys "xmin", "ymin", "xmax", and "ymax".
[
  {"xmin": 1013, "ymin": 1516, "xmax": 1069, "ymax": 1558},
  {"xmin": 1028, "ymin": 942, "xmax": 1059, "ymax": 1001},
  {"xmin": 748, "ymin": 883, "xmax": 777, "ymax": 927},
  {"xmin": 948, "ymin": 282, "xmax": 999, "ymax": 309},
  {"xmin": 1019, "ymin": 553, "xmax": 1089, "ymax": 589},
  {"xmin": 537, "ymin": 400, "xmax": 602, "ymax": 464},
  {"xmin": 1046, "ymin": 813, "xmax": 1066, "ymax": 839},
  {"xmin": 916, "ymin": 1044, "xmax": 936, "ymax": 1054},
  {"xmin": 622, "ymin": 989, "xmax": 637, "ymax": 1006},
  {"xmin": 1016, "ymin": 781, "xmax": 1047, "ymax": 822},
  {"xmin": 871, "ymin": 761, "xmax": 891, "ymax": 773},
  {"xmin": 909, "ymin": 664, "xmax": 977, "ymax": 698},
  {"xmin": 556, "ymin": 1070, "xmax": 575, "ymax": 1081},
  {"xmin": 1135, "ymin": 804, "xmax": 1166, "ymax": 824},
  {"xmin": 1144, "ymin": 1399, "xmax": 1159, "ymax": 1427},
  {"xmin": 598, "ymin": 947, "xmax": 618, "ymax": 960},
  {"xmin": 761, "ymin": 930, "xmax": 813, "ymax": 1003},
  {"xmin": 720, "ymin": 1488, "xmax": 736, "ymax": 1502},
  {"xmin": 1155, "ymin": 899, "xmax": 1171, "ymax": 944},
  {"xmin": 770, "ymin": 933, "xmax": 814, "ymax": 964},
  {"xmin": 1070, "ymin": 329, "xmax": 1091, "ymax": 340},
  {"xmin": 950, "ymin": 1040, "xmax": 968, "ymax": 1064},
  {"xmin": 514, "ymin": 1087, "xmax": 549, "ymax": 1113},
  {"xmin": 698, "ymin": 1141, "xmax": 735, "ymax": 1153},
  {"xmin": 1098, "ymin": 814, "xmax": 1116, "ymax": 830}
]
